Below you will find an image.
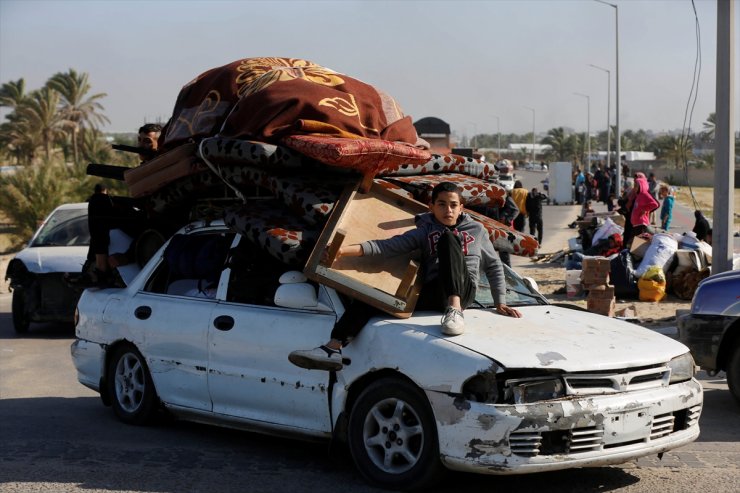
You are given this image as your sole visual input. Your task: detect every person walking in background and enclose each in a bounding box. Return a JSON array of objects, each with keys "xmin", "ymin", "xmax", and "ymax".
[
  {"xmin": 526, "ymin": 187, "xmax": 547, "ymax": 244},
  {"xmin": 624, "ymin": 172, "xmax": 659, "ymax": 247},
  {"xmin": 510, "ymin": 181, "xmax": 528, "ymax": 232},
  {"xmin": 659, "ymin": 185, "xmax": 674, "ymax": 231},
  {"xmin": 648, "ymin": 173, "xmax": 659, "ymax": 225},
  {"xmin": 574, "ymin": 168, "xmax": 585, "ymax": 204}
]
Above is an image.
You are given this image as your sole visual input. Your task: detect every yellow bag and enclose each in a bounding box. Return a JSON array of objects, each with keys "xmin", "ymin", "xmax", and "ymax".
[{"xmin": 638, "ymin": 266, "xmax": 666, "ymax": 302}]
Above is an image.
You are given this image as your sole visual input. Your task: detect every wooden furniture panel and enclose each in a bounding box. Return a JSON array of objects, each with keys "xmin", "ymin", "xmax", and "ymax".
[{"xmin": 305, "ymin": 181, "xmax": 428, "ymax": 318}]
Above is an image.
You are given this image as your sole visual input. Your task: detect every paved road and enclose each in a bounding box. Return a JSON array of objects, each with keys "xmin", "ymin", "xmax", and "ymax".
[{"xmin": 2, "ymin": 306, "xmax": 740, "ymax": 491}]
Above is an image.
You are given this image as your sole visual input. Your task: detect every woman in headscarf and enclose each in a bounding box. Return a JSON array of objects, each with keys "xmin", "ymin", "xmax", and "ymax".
[{"xmin": 624, "ymin": 172, "xmax": 659, "ymax": 247}]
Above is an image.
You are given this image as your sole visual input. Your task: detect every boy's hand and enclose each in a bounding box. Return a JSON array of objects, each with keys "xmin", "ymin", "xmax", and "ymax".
[{"xmin": 496, "ymin": 304, "xmax": 522, "ymax": 318}]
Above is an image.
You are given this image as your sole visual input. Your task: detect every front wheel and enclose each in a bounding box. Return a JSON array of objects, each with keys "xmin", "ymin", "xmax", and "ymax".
[
  {"xmin": 727, "ymin": 343, "xmax": 740, "ymax": 406},
  {"xmin": 11, "ymin": 288, "xmax": 30, "ymax": 334},
  {"xmin": 348, "ymin": 378, "xmax": 443, "ymax": 491},
  {"xmin": 107, "ymin": 345, "xmax": 157, "ymax": 425}
]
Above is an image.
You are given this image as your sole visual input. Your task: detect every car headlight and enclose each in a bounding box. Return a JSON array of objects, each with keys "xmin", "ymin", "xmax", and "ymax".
[
  {"xmin": 509, "ymin": 378, "xmax": 565, "ymax": 404},
  {"xmin": 667, "ymin": 353, "xmax": 695, "ymax": 384},
  {"xmin": 463, "ymin": 371, "xmax": 498, "ymax": 404}
]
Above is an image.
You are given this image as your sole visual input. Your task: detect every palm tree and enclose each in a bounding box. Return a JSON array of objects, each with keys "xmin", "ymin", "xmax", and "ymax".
[
  {"xmin": 543, "ymin": 127, "xmax": 571, "ymax": 161},
  {"xmin": 0, "ymin": 78, "xmax": 27, "ymax": 109},
  {"xmin": 702, "ymin": 112, "xmax": 716, "ymax": 142},
  {"xmin": 17, "ymin": 87, "xmax": 67, "ymax": 161},
  {"xmin": 663, "ymin": 136, "xmax": 694, "ymax": 168},
  {"xmin": 47, "ymin": 69, "xmax": 109, "ymax": 164}
]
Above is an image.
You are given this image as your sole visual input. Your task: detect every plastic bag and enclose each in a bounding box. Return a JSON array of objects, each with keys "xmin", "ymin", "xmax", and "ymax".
[
  {"xmin": 633, "ymin": 233, "xmax": 678, "ymax": 277},
  {"xmin": 610, "ymin": 249, "xmax": 639, "ymax": 299},
  {"xmin": 638, "ymin": 266, "xmax": 667, "ymax": 301},
  {"xmin": 591, "ymin": 218, "xmax": 624, "ymax": 246}
]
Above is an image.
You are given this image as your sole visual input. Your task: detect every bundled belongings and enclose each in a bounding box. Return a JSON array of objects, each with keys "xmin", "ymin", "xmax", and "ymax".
[
  {"xmin": 638, "ymin": 266, "xmax": 667, "ymax": 302},
  {"xmin": 94, "ymin": 57, "xmax": 540, "ymax": 306}
]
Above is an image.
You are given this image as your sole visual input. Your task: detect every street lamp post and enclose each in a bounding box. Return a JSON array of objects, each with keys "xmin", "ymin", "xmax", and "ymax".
[
  {"xmin": 492, "ymin": 115, "xmax": 501, "ymax": 156},
  {"xmin": 588, "ymin": 63, "xmax": 611, "ymax": 171},
  {"xmin": 523, "ymin": 106, "xmax": 536, "ymax": 163},
  {"xmin": 574, "ymin": 93, "xmax": 591, "ymax": 169},
  {"xmin": 596, "ymin": 0, "xmax": 620, "ymax": 195}
]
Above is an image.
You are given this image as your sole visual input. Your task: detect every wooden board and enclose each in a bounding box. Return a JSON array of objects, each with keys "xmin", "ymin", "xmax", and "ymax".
[{"xmin": 304, "ymin": 181, "xmax": 428, "ymax": 318}]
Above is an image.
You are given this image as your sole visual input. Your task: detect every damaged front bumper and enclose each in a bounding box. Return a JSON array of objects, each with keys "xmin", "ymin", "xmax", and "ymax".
[{"xmin": 428, "ymin": 378, "xmax": 702, "ymax": 474}]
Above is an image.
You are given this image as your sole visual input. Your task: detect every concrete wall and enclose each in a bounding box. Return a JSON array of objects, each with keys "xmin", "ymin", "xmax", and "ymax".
[{"xmin": 628, "ymin": 162, "xmax": 739, "ymax": 188}]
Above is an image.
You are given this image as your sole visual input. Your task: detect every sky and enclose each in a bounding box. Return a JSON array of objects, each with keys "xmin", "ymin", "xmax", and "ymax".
[{"xmin": 1, "ymin": 0, "xmax": 737, "ymax": 140}]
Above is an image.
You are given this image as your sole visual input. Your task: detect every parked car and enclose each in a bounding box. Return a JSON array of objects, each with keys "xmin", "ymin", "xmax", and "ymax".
[
  {"xmin": 71, "ymin": 220, "xmax": 703, "ymax": 490},
  {"xmin": 497, "ymin": 173, "xmax": 515, "ymax": 192},
  {"xmin": 5, "ymin": 203, "xmax": 89, "ymax": 333},
  {"xmin": 678, "ymin": 269, "xmax": 740, "ymax": 404}
]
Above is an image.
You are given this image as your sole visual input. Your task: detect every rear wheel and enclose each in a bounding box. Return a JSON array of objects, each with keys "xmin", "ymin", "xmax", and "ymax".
[
  {"xmin": 348, "ymin": 378, "xmax": 443, "ymax": 491},
  {"xmin": 107, "ymin": 345, "xmax": 157, "ymax": 425},
  {"xmin": 727, "ymin": 343, "xmax": 740, "ymax": 405},
  {"xmin": 11, "ymin": 288, "xmax": 30, "ymax": 334}
]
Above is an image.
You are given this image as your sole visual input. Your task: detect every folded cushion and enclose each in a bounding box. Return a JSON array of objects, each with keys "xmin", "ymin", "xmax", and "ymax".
[
  {"xmin": 281, "ymin": 135, "xmax": 430, "ymax": 174},
  {"xmin": 224, "ymin": 201, "xmax": 318, "ymax": 265},
  {"xmin": 387, "ymin": 173, "xmax": 506, "ymax": 209},
  {"xmin": 379, "ymin": 153, "xmax": 496, "ymax": 179}
]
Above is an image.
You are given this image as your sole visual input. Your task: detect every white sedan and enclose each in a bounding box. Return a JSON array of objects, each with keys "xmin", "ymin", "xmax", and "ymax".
[
  {"xmin": 6, "ymin": 202, "xmax": 89, "ymax": 333},
  {"xmin": 71, "ymin": 220, "xmax": 703, "ymax": 490}
]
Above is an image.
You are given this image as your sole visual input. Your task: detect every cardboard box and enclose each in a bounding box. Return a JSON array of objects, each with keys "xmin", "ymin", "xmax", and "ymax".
[{"xmin": 630, "ymin": 236, "xmax": 650, "ymax": 259}]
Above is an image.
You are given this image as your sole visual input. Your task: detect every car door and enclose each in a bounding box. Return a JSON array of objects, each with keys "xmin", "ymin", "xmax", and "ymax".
[
  {"xmin": 206, "ymin": 238, "xmax": 336, "ymax": 434},
  {"xmin": 125, "ymin": 231, "xmax": 232, "ymax": 412}
]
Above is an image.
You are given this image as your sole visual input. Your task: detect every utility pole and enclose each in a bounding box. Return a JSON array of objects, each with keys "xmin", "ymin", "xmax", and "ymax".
[
  {"xmin": 524, "ymin": 106, "xmax": 536, "ymax": 163},
  {"xmin": 713, "ymin": 0, "xmax": 735, "ymax": 274},
  {"xmin": 574, "ymin": 93, "xmax": 591, "ymax": 168}
]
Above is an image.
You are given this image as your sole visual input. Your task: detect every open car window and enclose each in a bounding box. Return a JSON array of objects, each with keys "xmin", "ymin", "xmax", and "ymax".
[
  {"xmin": 223, "ymin": 235, "xmax": 286, "ymax": 306},
  {"xmin": 143, "ymin": 231, "xmax": 233, "ymax": 298}
]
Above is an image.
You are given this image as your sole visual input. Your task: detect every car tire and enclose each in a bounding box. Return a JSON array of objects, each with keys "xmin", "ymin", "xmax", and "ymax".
[
  {"xmin": 348, "ymin": 378, "xmax": 443, "ymax": 491},
  {"xmin": 107, "ymin": 345, "xmax": 158, "ymax": 425},
  {"xmin": 727, "ymin": 342, "xmax": 740, "ymax": 405},
  {"xmin": 11, "ymin": 288, "xmax": 30, "ymax": 334}
]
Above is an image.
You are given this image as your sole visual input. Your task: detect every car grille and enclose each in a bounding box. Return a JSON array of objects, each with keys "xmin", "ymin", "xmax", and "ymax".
[
  {"xmin": 508, "ymin": 404, "xmax": 701, "ymax": 457},
  {"xmin": 563, "ymin": 366, "xmax": 669, "ymax": 395}
]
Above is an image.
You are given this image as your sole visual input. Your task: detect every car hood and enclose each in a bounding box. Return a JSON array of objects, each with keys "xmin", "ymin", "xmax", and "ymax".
[
  {"xmin": 14, "ymin": 246, "xmax": 88, "ymax": 274},
  {"xmin": 402, "ymin": 305, "xmax": 688, "ymax": 371}
]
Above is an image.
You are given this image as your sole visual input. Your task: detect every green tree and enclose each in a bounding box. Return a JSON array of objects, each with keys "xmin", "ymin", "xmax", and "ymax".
[
  {"xmin": 542, "ymin": 127, "xmax": 571, "ymax": 161},
  {"xmin": 47, "ymin": 69, "xmax": 109, "ymax": 165},
  {"xmin": 16, "ymin": 87, "xmax": 67, "ymax": 161},
  {"xmin": 702, "ymin": 112, "xmax": 716, "ymax": 142},
  {"xmin": 0, "ymin": 78, "xmax": 27, "ymax": 109},
  {"xmin": 0, "ymin": 159, "xmax": 75, "ymax": 239}
]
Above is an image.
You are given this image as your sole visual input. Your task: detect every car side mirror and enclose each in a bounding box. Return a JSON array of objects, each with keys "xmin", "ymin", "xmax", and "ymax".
[
  {"xmin": 274, "ymin": 283, "xmax": 319, "ymax": 309},
  {"xmin": 274, "ymin": 271, "xmax": 319, "ymax": 309}
]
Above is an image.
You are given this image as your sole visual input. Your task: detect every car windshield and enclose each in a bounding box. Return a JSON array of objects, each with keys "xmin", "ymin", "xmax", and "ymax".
[
  {"xmin": 473, "ymin": 264, "xmax": 547, "ymax": 307},
  {"xmin": 31, "ymin": 208, "xmax": 90, "ymax": 247}
]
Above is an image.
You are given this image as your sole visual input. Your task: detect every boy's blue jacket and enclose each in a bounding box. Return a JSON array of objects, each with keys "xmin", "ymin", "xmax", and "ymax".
[{"xmin": 360, "ymin": 212, "xmax": 507, "ymax": 306}]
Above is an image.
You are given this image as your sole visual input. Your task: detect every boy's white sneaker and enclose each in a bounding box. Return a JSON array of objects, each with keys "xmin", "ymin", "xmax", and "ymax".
[{"xmin": 441, "ymin": 307, "xmax": 465, "ymax": 336}]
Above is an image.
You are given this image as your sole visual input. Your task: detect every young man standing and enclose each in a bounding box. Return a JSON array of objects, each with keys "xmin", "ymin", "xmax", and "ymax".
[
  {"xmin": 526, "ymin": 187, "xmax": 546, "ymax": 244},
  {"xmin": 137, "ymin": 123, "xmax": 161, "ymax": 162},
  {"xmin": 289, "ymin": 182, "xmax": 522, "ymax": 371}
]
